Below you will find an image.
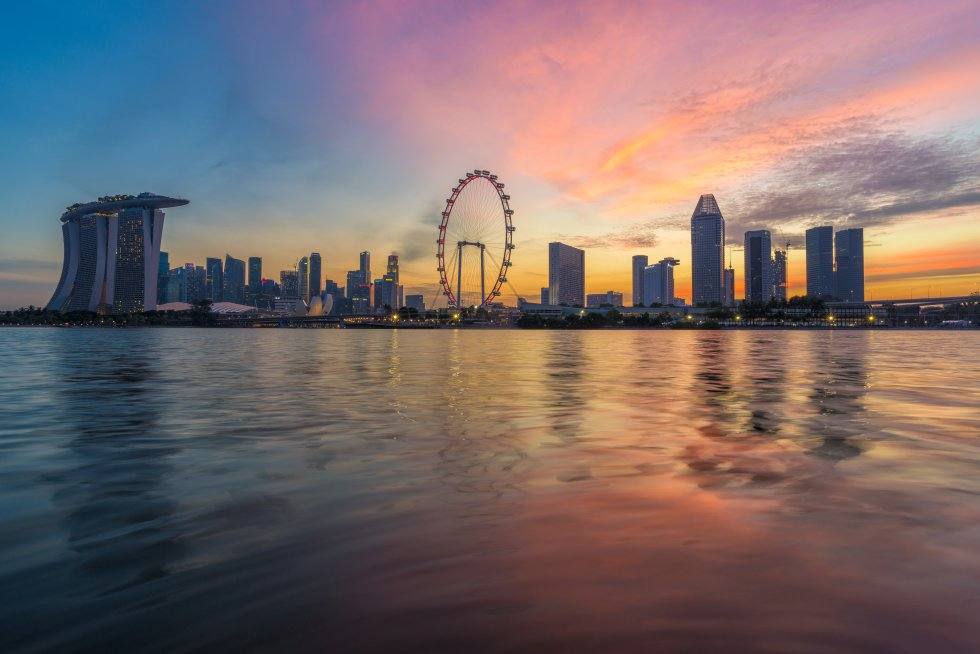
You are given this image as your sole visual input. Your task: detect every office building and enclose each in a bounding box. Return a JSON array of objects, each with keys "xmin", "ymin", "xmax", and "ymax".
[
  {"xmin": 297, "ymin": 256, "xmax": 309, "ymax": 302},
  {"xmin": 374, "ymin": 277, "xmax": 402, "ymax": 312},
  {"xmin": 157, "ymin": 251, "xmax": 170, "ymax": 304},
  {"xmin": 359, "ymin": 251, "xmax": 372, "ymax": 307},
  {"xmin": 280, "ymin": 270, "xmax": 299, "ymax": 299},
  {"xmin": 773, "ymin": 249, "xmax": 787, "ymax": 302},
  {"xmin": 631, "ymin": 255, "xmax": 648, "ymax": 306},
  {"xmin": 743, "ymin": 230, "xmax": 773, "ymax": 302},
  {"xmin": 835, "ymin": 228, "xmax": 864, "ymax": 301},
  {"xmin": 548, "ymin": 242, "xmax": 585, "ymax": 306},
  {"xmin": 723, "ymin": 267, "xmax": 735, "ymax": 307},
  {"xmin": 586, "ymin": 291, "xmax": 624, "ymax": 308},
  {"xmin": 805, "ymin": 226, "xmax": 834, "ymax": 298},
  {"xmin": 642, "ymin": 257, "xmax": 679, "ymax": 306},
  {"xmin": 206, "ymin": 257, "xmax": 223, "ymax": 302},
  {"xmin": 540, "ymin": 287, "xmax": 550, "ymax": 305},
  {"xmin": 309, "ymin": 252, "xmax": 322, "ymax": 299},
  {"xmin": 347, "ymin": 268, "xmax": 371, "ymax": 314},
  {"xmin": 185, "ymin": 264, "xmax": 207, "ymax": 302},
  {"xmin": 223, "ymin": 255, "xmax": 246, "ymax": 304},
  {"xmin": 46, "ymin": 193, "xmax": 187, "ymax": 312},
  {"xmin": 691, "ymin": 194, "xmax": 726, "ymax": 306},
  {"xmin": 405, "ymin": 294, "xmax": 425, "ymax": 312},
  {"xmin": 248, "ymin": 257, "xmax": 262, "ymax": 299},
  {"xmin": 387, "ymin": 254, "xmax": 399, "ymax": 284}
]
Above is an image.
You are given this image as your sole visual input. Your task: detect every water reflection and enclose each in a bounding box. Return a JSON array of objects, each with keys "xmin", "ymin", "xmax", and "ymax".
[
  {"xmin": 806, "ymin": 332, "xmax": 870, "ymax": 461},
  {"xmin": 51, "ymin": 330, "xmax": 185, "ymax": 595},
  {"xmin": 0, "ymin": 328, "xmax": 977, "ymax": 652}
]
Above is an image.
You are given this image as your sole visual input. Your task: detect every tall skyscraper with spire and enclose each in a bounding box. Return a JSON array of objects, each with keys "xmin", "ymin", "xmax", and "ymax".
[{"xmin": 690, "ymin": 194, "xmax": 725, "ymax": 306}]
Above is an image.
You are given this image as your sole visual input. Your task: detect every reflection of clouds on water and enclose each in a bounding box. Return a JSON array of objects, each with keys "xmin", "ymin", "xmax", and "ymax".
[{"xmin": 50, "ymin": 330, "xmax": 186, "ymax": 594}]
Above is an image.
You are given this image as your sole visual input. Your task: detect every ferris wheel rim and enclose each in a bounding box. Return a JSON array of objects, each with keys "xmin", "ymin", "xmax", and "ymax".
[{"xmin": 436, "ymin": 169, "xmax": 514, "ymax": 308}]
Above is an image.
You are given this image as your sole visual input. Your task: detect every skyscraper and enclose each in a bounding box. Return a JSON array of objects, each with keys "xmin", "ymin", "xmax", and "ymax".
[
  {"xmin": 723, "ymin": 267, "xmax": 735, "ymax": 307},
  {"xmin": 206, "ymin": 257, "xmax": 223, "ymax": 302},
  {"xmin": 835, "ymin": 228, "xmax": 864, "ymax": 301},
  {"xmin": 548, "ymin": 242, "xmax": 585, "ymax": 306},
  {"xmin": 690, "ymin": 194, "xmax": 725, "ymax": 306},
  {"xmin": 642, "ymin": 257, "xmax": 679, "ymax": 306},
  {"xmin": 281, "ymin": 270, "xmax": 299, "ymax": 299},
  {"xmin": 773, "ymin": 249, "xmax": 787, "ymax": 302},
  {"xmin": 743, "ymin": 230, "xmax": 773, "ymax": 302},
  {"xmin": 540, "ymin": 287, "xmax": 550, "ymax": 305},
  {"xmin": 347, "ymin": 269, "xmax": 370, "ymax": 313},
  {"xmin": 185, "ymin": 264, "xmax": 207, "ymax": 302},
  {"xmin": 386, "ymin": 253, "xmax": 399, "ymax": 285},
  {"xmin": 248, "ymin": 257, "xmax": 262, "ymax": 297},
  {"xmin": 309, "ymin": 252, "xmax": 322, "ymax": 299},
  {"xmin": 223, "ymin": 255, "xmax": 246, "ymax": 304},
  {"xmin": 805, "ymin": 226, "xmax": 834, "ymax": 298},
  {"xmin": 631, "ymin": 255, "xmax": 648, "ymax": 306},
  {"xmin": 297, "ymin": 256, "xmax": 309, "ymax": 302},
  {"xmin": 359, "ymin": 251, "xmax": 372, "ymax": 309},
  {"xmin": 157, "ymin": 251, "xmax": 170, "ymax": 304},
  {"xmin": 46, "ymin": 193, "xmax": 187, "ymax": 312}
]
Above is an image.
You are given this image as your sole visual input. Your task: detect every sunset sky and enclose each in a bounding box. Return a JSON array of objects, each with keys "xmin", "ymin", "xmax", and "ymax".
[{"xmin": 1, "ymin": 1, "xmax": 978, "ymax": 308}]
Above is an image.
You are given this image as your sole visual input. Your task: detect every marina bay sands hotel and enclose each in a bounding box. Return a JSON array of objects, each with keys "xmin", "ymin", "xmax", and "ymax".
[{"xmin": 46, "ymin": 193, "xmax": 188, "ymax": 313}]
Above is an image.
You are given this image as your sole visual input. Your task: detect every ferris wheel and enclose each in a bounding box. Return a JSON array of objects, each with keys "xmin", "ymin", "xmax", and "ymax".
[{"xmin": 437, "ymin": 169, "xmax": 515, "ymax": 308}]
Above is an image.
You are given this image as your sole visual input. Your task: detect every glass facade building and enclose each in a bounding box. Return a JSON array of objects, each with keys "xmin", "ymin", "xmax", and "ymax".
[
  {"xmin": 835, "ymin": 228, "xmax": 864, "ymax": 302},
  {"xmin": 548, "ymin": 242, "xmax": 585, "ymax": 307},
  {"xmin": 805, "ymin": 226, "xmax": 834, "ymax": 298},
  {"xmin": 690, "ymin": 195, "xmax": 725, "ymax": 306},
  {"xmin": 744, "ymin": 229, "xmax": 773, "ymax": 302}
]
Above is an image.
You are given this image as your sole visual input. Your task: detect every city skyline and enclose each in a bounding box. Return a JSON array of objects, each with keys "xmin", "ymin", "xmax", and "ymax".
[{"xmin": 1, "ymin": 2, "xmax": 980, "ymax": 309}]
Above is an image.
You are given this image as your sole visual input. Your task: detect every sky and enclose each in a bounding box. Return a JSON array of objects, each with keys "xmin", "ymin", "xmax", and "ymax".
[{"xmin": 1, "ymin": 0, "xmax": 979, "ymax": 309}]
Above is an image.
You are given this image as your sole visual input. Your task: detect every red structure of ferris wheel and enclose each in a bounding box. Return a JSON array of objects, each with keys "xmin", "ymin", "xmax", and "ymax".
[{"xmin": 436, "ymin": 169, "xmax": 515, "ymax": 308}]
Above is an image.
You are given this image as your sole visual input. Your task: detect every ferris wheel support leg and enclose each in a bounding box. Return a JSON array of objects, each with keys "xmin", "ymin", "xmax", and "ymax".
[
  {"xmin": 456, "ymin": 242, "xmax": 463, "ymax": 309},
  {"xmin": 480, "ymin": 245, "xmax": 485, "ymax": 306}
]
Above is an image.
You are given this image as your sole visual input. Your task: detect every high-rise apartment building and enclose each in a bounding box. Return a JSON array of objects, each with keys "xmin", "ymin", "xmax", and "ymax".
[
  {"xmin": 805, "ymin": 226, "xmax": 834, "ymax": 298},
  {"xmin": 223, "ymin": 255, "xmax": 245, "ymax": 304},
  {"xmin": 773, "ymin": 249, "xmax": 787, "ymax": 302},
  {"xmin": 690, "ymin": 194, "xmax": 725, "ymax": 306},
  {"xmin": 743, "ymin": 230, "xmax": 773, "ymax": 302},
  {"xmin": 642, "ymin": 257, "xmax": 679, "ymax": 306},
  {"xmin": 548, "ymin": 242, "xmax": 585, "ymax": 306},
  {"xmin": 835, "ymin": 228, "xmax": 864, "ymax": 302},
  {"xmin": 46, "ymin": 193, "xmax": 187, "ymax": 313},
  {"xmin": 631, "ymin": 255, "xmax": 648, "ymax": 306}
]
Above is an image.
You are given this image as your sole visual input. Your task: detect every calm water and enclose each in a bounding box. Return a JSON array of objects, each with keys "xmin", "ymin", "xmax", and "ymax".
[{"xmin": 0, "ymin": 328, "xmax": 978, "ymax": 653}]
